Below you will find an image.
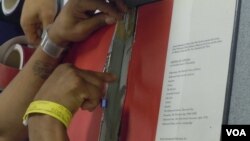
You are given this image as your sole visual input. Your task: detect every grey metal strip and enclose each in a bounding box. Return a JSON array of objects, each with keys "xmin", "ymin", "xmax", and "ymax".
[{"xmin": 99, "ymin": 8, "xmax": 137, "ymax": 141}]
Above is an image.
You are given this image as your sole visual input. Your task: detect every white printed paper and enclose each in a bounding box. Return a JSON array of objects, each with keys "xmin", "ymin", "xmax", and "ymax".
[{"xmin": 155, "ymin": 0, "xmax": 237, "ymax": 141}]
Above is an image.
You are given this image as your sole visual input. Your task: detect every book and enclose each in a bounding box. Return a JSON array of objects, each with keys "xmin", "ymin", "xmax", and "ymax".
[
  {"xmin": 155, "ymin": 0, "xmax": 240, "ymax": 141},
  {"xmin": 64, "ymin": 0, "xmax": 240, "ymax": 141}
]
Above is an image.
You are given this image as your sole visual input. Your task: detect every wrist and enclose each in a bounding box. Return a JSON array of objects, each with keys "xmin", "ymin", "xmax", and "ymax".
[
  {"xmin": 40, "ymin": 29, "xmax": 67, "ymax": 58},
  {"xmin": 47, "ymin": 26, "xmax": 69, "ymax": 47},
  {"xmin": 23, "ymin": 100, "xmax": 73, "ymax": 128},
  {"xmin": 28, "ymin": 114, "xmax": 67, "ymax": 141},
  {"xmin": 29, "ymin": 114, "xmax": 63, "ymax": 128}
]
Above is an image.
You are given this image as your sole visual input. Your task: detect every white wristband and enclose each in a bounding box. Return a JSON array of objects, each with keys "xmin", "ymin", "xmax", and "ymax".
[{"xmin": 40, "ymin": 30, "xmax": 65, "ymax": 58}]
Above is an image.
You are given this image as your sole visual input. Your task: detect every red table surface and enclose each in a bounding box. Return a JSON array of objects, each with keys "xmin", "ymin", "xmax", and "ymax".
[{"xmin": 66, "ymin": 0, "xmax": 173, "ymax": 140}]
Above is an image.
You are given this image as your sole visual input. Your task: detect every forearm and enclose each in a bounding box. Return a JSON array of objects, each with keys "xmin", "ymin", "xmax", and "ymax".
[
  {"xmin": 0, "ymin": 47, "xmax": 59, "ymax": 140},
  {"xmin": 28, "ymin": 114, "xmax": 69, "ymax": 141},
  {"xmin": 0, "ymin": 0, "xmax": 122, "ymax": 140}
]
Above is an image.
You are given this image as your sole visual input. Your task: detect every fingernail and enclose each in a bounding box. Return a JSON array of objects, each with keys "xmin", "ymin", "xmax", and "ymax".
[{"xmin": 105, "ymin": 17, "xmax": 116, "ymax": 25}]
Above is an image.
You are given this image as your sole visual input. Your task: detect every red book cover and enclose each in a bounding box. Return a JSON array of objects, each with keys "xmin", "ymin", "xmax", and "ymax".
[{"xmin": 65, "ymin": 0, "xmax": 173, "ymax": 140}]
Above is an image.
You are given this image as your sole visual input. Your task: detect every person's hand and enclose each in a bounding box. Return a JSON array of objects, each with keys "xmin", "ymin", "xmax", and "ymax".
[
  {"xmin": 21, "ymin": 0, "xmax": 58, "ymax": 45},
  {"xmin": 27, "ymin": 64, "xmax": 116, "ymax": 141},
  {"xmin": 48, "ymin": 0, "xmax": 125, "ymax": 47},
  {"xmin": 33, "ymin": 64, "xmax": 116, "ymax": 113},
  {"xmin": 27, "ymin": 63, "xmax": 116, "ymax": 140}
]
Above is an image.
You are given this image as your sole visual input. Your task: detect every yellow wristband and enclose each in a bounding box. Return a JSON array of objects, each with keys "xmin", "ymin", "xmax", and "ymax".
[{"xmin": 23, "ymin": 100, "xmax": 72, "ymax": 128}]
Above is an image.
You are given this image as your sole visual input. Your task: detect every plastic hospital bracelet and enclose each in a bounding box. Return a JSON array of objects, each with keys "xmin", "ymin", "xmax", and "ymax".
[{"xmin": 23, "ymin": 100, "xmax": 72, "ymax": 128}]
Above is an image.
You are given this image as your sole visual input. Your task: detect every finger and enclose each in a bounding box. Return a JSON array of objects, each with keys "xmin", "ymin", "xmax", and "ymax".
[
  {"xmin": 20, "ymin": 10, "xmax": 42, "ymax": 45},
  {"xmin": 86, "ymin": 12, "xmax": 115, "ymax": 26},
  {"xmin": 77, "ymin": 68, "xmax": 116, "ymax": 82},
  {"xmin": 86, "ymin": 82, "xmax": 104, "ymax": 99},
  {"xmin": 82, "ymin": 0, "xmax": 123, "ymax": 20},
  {"xmin": 71, "ymin": 13, "xmax": 116, "ymax": 41},
  {"xmin": 76, "ymin": 70, "xmax": 116, "ymax": 88},
  {"xmin": 21, "ymin": 23, "xmax": 41, "ymax": 45},
  {"xmin": 82, "ymin": 13, "xmax": 116, "ymax": 30},
  {"xmin": 80, "ymin": 82, "xmax": 104, "ymax": 111},
  {"xmin": 80, "ymin": 93, "xmax": 101, "ymax": 112},
  {"xmin": 87, "ymin": 71, "xmax": 117, "ymax": 82},
  {"xmin": 75, "ymin": 77, "xmax": 104, "ymax": 100},
  {"xmin": 75, "ymin": 69, "xmax": 105, "ymax": 88},
  {"xmin": 81, "ymin": 100, "xmax": 100, "ymax": 112}
]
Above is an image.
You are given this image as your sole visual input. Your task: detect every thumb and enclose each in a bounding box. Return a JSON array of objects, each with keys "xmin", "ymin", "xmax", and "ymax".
[{"xmin": 76, "ymin": 13, "xmax": 117, "ymax": 36}]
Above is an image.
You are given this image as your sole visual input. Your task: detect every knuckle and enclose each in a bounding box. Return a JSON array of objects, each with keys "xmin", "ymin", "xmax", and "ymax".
[
  {"xmin": 86, "ymin": 101, "xmax": 99, "ymax": 111},
  {"xmin": 91, "ymin": 100, "xmax": 100, "ymax": 107}
]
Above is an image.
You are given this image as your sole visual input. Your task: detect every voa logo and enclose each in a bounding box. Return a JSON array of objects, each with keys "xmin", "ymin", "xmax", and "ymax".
[{"xmin": 226, "ymin": 129, "xmax": 246, "ymax": 136}]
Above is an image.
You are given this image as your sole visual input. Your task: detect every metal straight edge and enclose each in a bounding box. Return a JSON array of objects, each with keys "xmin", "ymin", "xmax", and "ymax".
[{"xmin": 99, "ymin": 8, "xmax": 137, "ymax": 141}]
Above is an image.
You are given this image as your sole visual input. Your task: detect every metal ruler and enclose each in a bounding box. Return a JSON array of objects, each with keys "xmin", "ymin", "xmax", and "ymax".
[{"xmin": 99, "ymin": 8, "xmax": 137, "ymax": 141}]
